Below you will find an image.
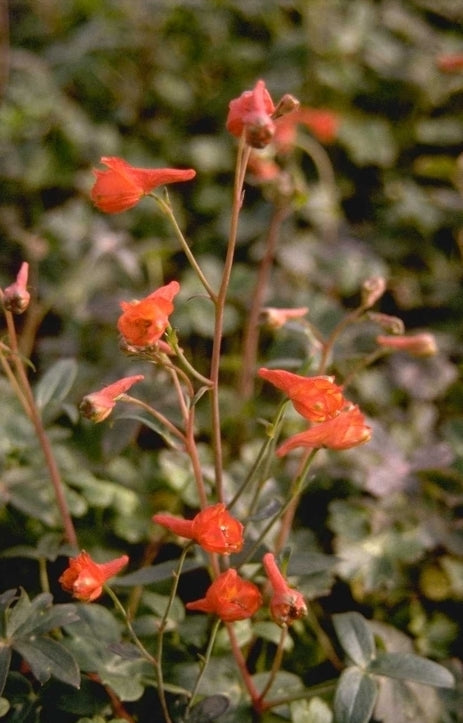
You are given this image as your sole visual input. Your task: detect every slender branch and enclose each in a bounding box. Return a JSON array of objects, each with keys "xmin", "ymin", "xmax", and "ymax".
[
  {"xmin": 239, "ymin": 204, "xmax": 290, "ymax": 399},
  {"xmin": 239, "ymin": 449, "xmax": 318, "ymax": 566},
  {"xmin": 121, "ymin": 395, "xmax": 186, "ymax": 443},
  {"xmin": 209, "ymin": 138, "xmax": 251, "ymax": 501},
  {"xmin": 2, "ymin": 308, "xmax": 77, "ymax": 546},
  {"xmin": 256, "ymin": 625, "xmax": 288, "ymax": 706},
  {"xmin": 185, "ymin": 617, "xmax": 221, "ymax": 716},
  {"xmin": 225, "ymin": 622, "xmax": 261, "ymax": 706},
  {"xmin": 153, "ymin": 193, "xmax": 217, "ymax": 301}
]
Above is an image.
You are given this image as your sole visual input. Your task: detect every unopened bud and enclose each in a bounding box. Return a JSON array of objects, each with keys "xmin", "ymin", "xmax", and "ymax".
[
  {"xmin": 367, "ymin": 312, "xmax": 405, "ymax": 335},
  {"xmin": 361, "ymin": 276, "xmax": 386, "ymax": 309},
  {"xmin": 273, "ymin": 94, "xmax": 300, "ymax": 120},
  {"xmin": 245, "ymin": 114, "xmax": 276, "ymax": 149},
  {"xmin": 2, "ymin": 262, "xmax": 30, "ymax": 314},
  {"xmin": 376, "ymin": 333, "xmax": 438, "ymax": 357}
]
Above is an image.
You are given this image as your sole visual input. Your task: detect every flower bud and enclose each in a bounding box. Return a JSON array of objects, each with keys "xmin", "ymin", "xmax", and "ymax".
[
  {"xmin": 2, "ymin": 262, "xmax": 30, "ymax": 314},
  {"xmin": 361, "ymin": 276, "xmax": 386, "ymax": 309},
  {"xmin": 272, "ymin": 94, "xmax": 300, "ymax": 120},
  {"xmin": 376, "ymin": 333, "xmax": 438, "ymax": 357},
  {"xmin": 367, "ymin": 312, "xmax": 405, "ymax": 335}
]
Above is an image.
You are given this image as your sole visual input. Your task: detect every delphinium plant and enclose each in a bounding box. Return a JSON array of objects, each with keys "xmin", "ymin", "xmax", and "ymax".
[{"xmin": 0, "ymin": 79, "xmax": 456, "ymax": 723}]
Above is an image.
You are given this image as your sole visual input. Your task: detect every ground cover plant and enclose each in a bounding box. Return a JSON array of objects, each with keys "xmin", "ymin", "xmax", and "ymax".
[{"xmin": 1, "ymin": 2, "xmax": 463, "ymax": 722}]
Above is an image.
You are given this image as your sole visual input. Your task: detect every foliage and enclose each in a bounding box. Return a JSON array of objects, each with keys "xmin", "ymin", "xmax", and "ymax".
[{"xmin": 1, "ymin": 1, "xmax": 462, "ymax": 721}]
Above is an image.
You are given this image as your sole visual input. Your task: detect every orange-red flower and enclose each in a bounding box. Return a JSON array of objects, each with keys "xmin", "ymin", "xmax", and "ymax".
[
  {"xmin": 436, "ymin": 54, "xmax": 463, "ymax": 73},
  {"xmin": 117, "ymin": 281, "xmax": 179, "ymax": 348},
  {"xmin": 276, "ymin": 405, "xmax": 372, "ymax": 456},
  {"xmin": 80, "ymin": 374, "xmax": 144, "ymax": 423},
  {"xmin": 258, "ymin": 367, "xmax": 346, "ymax": 423},
  {"xmin": 376, "ymin": 333, "xmax": 437, "ymax": 357},
  {"xmin": 2, "ymin": 262, "xmax": 30, "ymax": 314},
  {"xmin": 91, "ymin": 157, "xmax": 196, "ymax": 214},
  {"xmin": 263, "ymin": 552, "xmax": 307, "ymax": 627},
  {"xmin": 226, "ymin": 79, "xmax": 276, "ymax": 149},
  {"xmin": 153, "ymin": 503, "xmax": 244, "ymax": 555},
  {"xmin": 274, "ymin": 107, "xmax": 340, "ymax": 152},
  {"xmin": 59, "ymin": 551, "xmax": 129, "ymax": 602},
  {"xmin": 186, "ymin": 569, "xmax": 263, "ymax": 622},
  {"xmin": 262, "ymin": 307, "xmax": 309, "ymax": 329}
]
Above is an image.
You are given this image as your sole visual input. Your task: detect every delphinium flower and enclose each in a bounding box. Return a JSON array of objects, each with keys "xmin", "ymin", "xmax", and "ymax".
[
  {"xmin": 79, "ymin": 374, "xmax": 145, "ymax": 423},
  {"xmin": 59, "ymin": 551, "xmax": 129, "ymax": 602},
  {"xmin": 263, "ymin": 552, "xmax": 307, "ymax": 627},
  {"xmin": 376, "ymin": 333, "xmax": 437, "ymax": 357},
  {"xmin": 258, "ymin": 368, "xmax": 346, "ymax": 423},
  {"xmin": 153, "ymin": 503, "xmax": 244, "ymax": 555},
  {"xmin": 276, "ymin": 405, "xmax": 372, "ymax": 456},
  {"xmin": 261, "ymin": 307, "xmax": 309, "ymax": 330},
  {"xmin": 91, "ymin": 156, "xmax": 196, "ymax": 213},
  {"xmin": 226, "ymin": 79, "xmax": 276, "ymax": 149},
  {"xmin": 186, "ymin": 569, "xmax": 263, "ymax": 622},
  {"xmin": 117, "ymin": 281, "xmax": 179, "ymax": 349}
]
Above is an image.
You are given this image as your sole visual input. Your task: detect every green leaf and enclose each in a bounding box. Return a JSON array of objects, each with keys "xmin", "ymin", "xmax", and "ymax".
[
  {"xmin": 13, "ymin": 637, "xmax": 80, "ymax": 688},
  {"xmin": 0, "ymin": 645, "xmax": 12, "ymax": 697},
  {"xmin": 34, "ymin": 358, "xmax": 78, "ymax": 411},
  {"xmin": 115, "ymin": 559, "xmax": 201, "ymax": 586},
  {"xmin": 332, "ymin": 612, "xmax": 376, "ymax": 667},
  {"xmin": 114, "ymin": 412, "xmax": 180, "ymax": 449},
  {"xmin": 334, "ymin": 667, "xmax": 378, "ymax": 723},
  {"xmin": 0, "ymin": 697, "xmax": 10, "ymax": 716},
  {"xmin": 369, "ymin": 652, "xmax": 454, "ymax": 688},
  {"xmin": 188, "ymin": 694, "xmax": 231, "ymax": 722},
  {"xmin": 5, "ymin": 589, "xmax": 35, "ymax": 638}
]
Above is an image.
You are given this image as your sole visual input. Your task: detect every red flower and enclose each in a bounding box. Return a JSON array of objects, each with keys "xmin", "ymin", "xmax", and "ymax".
[
  {"xmin": 91, "ymin": 157, "xmax": 196, "ymax": 214},
  {"xmin": 274, "ymin": 107, "xmax": 340, "ymax": 153},
  {"xmin": 117, "ymin": 281, "xmax": 179, "ymax": 348},
  {"xmin": 186, "ymin": 569, "xmax": 263, "ymax": 622},
  {"xmin": 226, "ymin": 80, "xmax": 276, "ymax": 149},
  {"xmin": 263, "ymin": 553, "xmax": 307, "ymax": 627},
  {"xmin": 436, "ymin": 54, "xmax": 463, "ymax": 73},
  {"xmin": 80, "ymin": 374, "xmax": 144, "ymax": 423},
  {"xmin": 277, "ymin": 405, "xmax": 372, "ymax": 456},
  {"xmin": 153, "ymin": 503, "xmax": 244, "ymax": 555},
  {"xmin": 59, "ymin": 551, "xmax": 129, "ymax": 602},
  {"xmin": 258, "ymin": 367, "xmax": 346, "ymax": 423},
  {"xmin": 376, "ymin": 333, "xmax": 437, "ymax": 357},
  {"xmin": 262, "ymin": 307, "xmax": 309, "ymax": 329},
  {"xmin": 2, "ymin": 262, "xmax": 30, "ymax": 314}
]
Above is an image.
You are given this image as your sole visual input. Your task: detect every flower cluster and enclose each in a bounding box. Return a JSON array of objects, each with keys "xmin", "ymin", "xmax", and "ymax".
[{"xmin": 259, "ymin": 367, "xmax": 371, "ymax": 455}]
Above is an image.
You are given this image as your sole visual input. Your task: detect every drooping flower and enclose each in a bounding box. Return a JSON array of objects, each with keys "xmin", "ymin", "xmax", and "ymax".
[
  {"xmin": 117, "ymin": 281, "xmax": 179, "ymax": 348},
  {"xmin": 2, "ymin": 262, "xmax": 30, "ymax": 314},
  {"xmin": 276, "ymin": 405, "xmax": 372, "ymax": 456},
  {"xmin": 263, "ymin": 552, "xmax": 307, "ymax": 627},
  {"xmin": 80, "ymin": 374, "xmax": 144, "ymax": 423},
  {"xmin": 59, "ymin": 551, "xmax": 129, "ymax": 602},
  {"xmin": 153, "ymin": 503, "xmax": 244, "ymax": 555},
  {"xmin": 226, "ymin": 79, "xmax": 276, "ymax": 149},
  {"xmin": 262, "ymin": 306, "xmax": 309, "ymax": 330},
  {"xmin": 376, "ymin": 333, "xmax": 437, "ymax": 357},
  {"xmin": 258, "ymin": 367, "xmax": 346, "ymax": 423},
  {"xmin": 91, "ymin": 157, "xmax": 196, "ymax": 214},
  {"xmin": 186, "ymin": 569, "xmax": 263, "ymax": 622}
]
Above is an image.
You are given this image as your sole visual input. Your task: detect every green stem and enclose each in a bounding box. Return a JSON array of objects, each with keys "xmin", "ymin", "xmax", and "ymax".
[
  {"xmin": 239, "ymin": 449, "xmax": 318, "ymax": 567},
  {"xmin": 260, "ymin": 679, "xmax": 337, "ymax": 712},
  {"xmin": 185, "ymin": 617, "xmax": 221, "ymax": 717},
  {"xmin": 317, "ymin": 306, "xmax": 366, "ymax": 375},
  {"xmin": 227, "ymin": 400, "xmax": 288, "ymax": 512},
  {"xmin": 153, "ymin": 193, "xmax": 217, "ymax": 302}
]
